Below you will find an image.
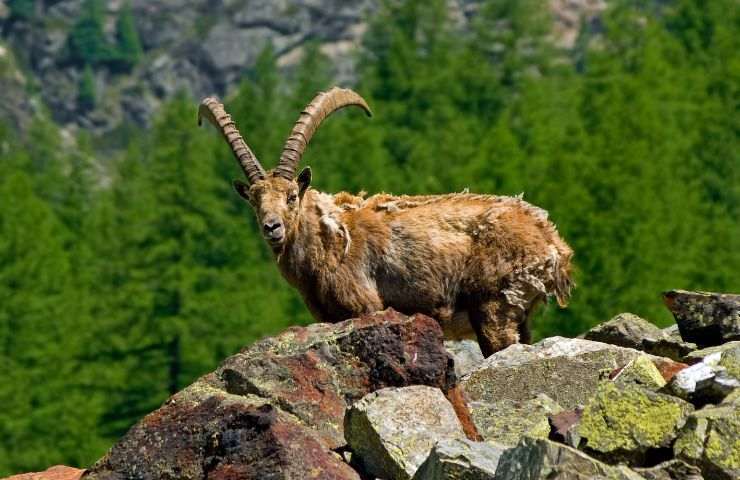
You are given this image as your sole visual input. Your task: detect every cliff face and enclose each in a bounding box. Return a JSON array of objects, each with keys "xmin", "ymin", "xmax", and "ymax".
[{"xmin": 0, "ymin": 0, "xmax": 606, "ymax": 135}]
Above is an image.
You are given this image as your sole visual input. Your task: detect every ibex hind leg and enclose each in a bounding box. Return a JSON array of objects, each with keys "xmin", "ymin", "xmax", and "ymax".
[{"xmin": 470, "ymin": 297, "xmax": 527, "ymax": 357}]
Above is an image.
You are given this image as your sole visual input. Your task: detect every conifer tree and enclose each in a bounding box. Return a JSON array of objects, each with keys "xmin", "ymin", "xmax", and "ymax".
[
  {"xmin": 78, "ymin": 64, "xmax": 96, "ymax": 110},
  {"xmin": 112, "ymin": 2, "xmax": 143, "ymax": 72},
  {"xmin": 68, "ymin": 0, "xmax": 110, "ymax": 66}
]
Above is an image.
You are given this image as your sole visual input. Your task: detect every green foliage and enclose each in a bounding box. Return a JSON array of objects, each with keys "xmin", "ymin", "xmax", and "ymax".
[
  {"xmin": 78, "ymin": 64, "xmax": 96, "ymax": 110},
  {"xmin": 7, "ymin": 0, "xmax": 35, "ymax": 21},
  {"xmin": 0, "ymin": 0, "xmax": 738, "ymax": 475},
  {"xmin": 67, "ymin": 0, "xmax": 143, "ymax": 71},
  {"xmin": 67, "ymin": 0, "xmax": 110, "ymax": 67},
  {"xmin": 111, "ymin": 2, "xmax": 143, "ymax": 72}
]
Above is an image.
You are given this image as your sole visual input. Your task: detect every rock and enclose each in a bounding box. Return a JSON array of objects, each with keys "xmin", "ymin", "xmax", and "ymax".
[
  {"xmin": 218, "ymin": 309, "xmax": 453, "ymax": 448},
  {"xmin": 86, "ymin": 376, "xmax": 360, "ymax": 480},
  {"xmin": 445, "ymin": 339, "xmax": 484, "ymax": 378},
  {"xmin": 610, "ymin": 355, "xmax": 667, "ymax": 390},
  {"xmin": 663, "ymin": 290, "xmax": 740, "ymax": 347},
  {"xmin": 670, "ymin": 348, "xmax": 740, "ymax": 405},
  {"xmin": 633, "ymin": 459, "xmax": 704, "ymax": 480},
  {"xmin": 684, "ymin": 341, "xmax": 740, "ymax": 363},
  {"xmin": 459, "ymin": 336, "xmax": 673, "ymax": 411},
  {"xmin": 5, "ymin": 466, "xmax": 85, "ymax": 480},
  {"xmin": 493, "ymin": 437, "xmax": 644, "ymax": 480},
  {"xmin": 345, "ymin": 386, "xmax": 467, "ymax": 480},
  {"xmin": 468, "ymin": 394, "xmax": 562, "ymax": 446},
  {"xmin": 584, "ymin": 313, "xmax": 696, "ymax": 361},
  {"xmin": 412, "ymin": 438, "xmax": 506, "ymax": 480},
  {"xmin": 577, "ymin": 382, "xmax": 694, "ymax": 463},
  {"xmin": 86, "ymin": 309, "xmax": 453, "ymax": 479},
  {"xmin": 548, "ymin": 408, "xmax": 583, "ymax": 448},
  {"xmin": 674, "ymin": 402, "xmax": 740, "ymax": 480}
]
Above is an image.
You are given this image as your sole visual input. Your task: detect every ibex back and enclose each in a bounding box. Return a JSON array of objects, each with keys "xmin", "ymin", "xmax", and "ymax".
[{"xmin": 199, "ymin": 87, "xmax": 573, "ymax": 356}]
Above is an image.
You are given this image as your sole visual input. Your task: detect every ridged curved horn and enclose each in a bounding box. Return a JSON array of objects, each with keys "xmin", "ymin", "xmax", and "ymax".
[
  {"xmin": 274, "ymin": 87, "xmax": 372, "ymax": 179},
  {"xmin": 198, "ymin": 97, "xmax": 266, "ymax": 184}
]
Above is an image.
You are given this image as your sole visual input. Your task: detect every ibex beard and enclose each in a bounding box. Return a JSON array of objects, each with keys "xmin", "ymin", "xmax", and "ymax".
[{"xmin": 199, "ymin": 87, "xmax": 573, "ymax": 357}]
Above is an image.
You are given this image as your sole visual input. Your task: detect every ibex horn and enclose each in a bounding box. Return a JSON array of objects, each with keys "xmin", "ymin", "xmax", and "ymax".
[
  {"xmin": 198, "ymin": 97, "xmax": 266, "ymax": 184},
  {"xmin": 273, "ymin": 87, "xmax": 372, "ymax": 180}
]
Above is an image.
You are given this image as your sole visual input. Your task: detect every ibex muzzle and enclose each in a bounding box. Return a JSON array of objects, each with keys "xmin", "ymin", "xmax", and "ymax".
[{"xmin": 199, "ymin": 87, "xmax": 574, "ymax": 357}]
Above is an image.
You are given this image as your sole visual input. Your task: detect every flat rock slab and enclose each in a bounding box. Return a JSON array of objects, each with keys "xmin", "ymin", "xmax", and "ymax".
[
  {"xmin": 584, "ymin": 313, "xmax": 696, "ymax": 361},
  {"xmin": 345, "ymin": 386, "xmax": 466, "ymax": 480},
  {"xmin": 5, "ymin": 466, "xmax": 85, "ymax": 480},
  {"xmin": 663, "ymin": 290, "xmax": 740, "ymax": 347},
  {"xmin": 674, "ymin": 402, "xmax": 740, "ymax": 480},
  {"xmin": 577, "ymin": 382, "xmax": 694, "ymax": 463},
  {"xmin": 684, "ymin": 341, "xmax": 740, "ymax": 363},
  {"xmin": 218, "ymin": 309, "xmax": 452, "ymax": 448},
  {"xmin": 493, "ymin": 437, "xmax": 643, "ymax": 480},
  {"xmin": 459, "ymin": 337, "xmax": 675, "ymax": 411},
  {"xmin": 412, "ymin": 438, "xmax": 506, "ymax": 480},
  {"xmin": 469, "ymin": 394, "xmax": 562, "ymax": 446}
]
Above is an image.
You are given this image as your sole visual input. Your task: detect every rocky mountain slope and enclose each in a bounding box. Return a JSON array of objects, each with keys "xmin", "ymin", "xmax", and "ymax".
[
  {"xmin": 10, "ymin": 289, "xmax": 739, "ymax": 479},
  {"xmin": 0, "ymin": 0, "xmax": 606, "ymax": 135}
]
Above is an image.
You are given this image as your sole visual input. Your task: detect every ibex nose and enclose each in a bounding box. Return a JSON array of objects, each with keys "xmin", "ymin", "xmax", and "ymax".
[{"xmin": 263, "ymin": 218, "xmax": 285, "ymax": 242}]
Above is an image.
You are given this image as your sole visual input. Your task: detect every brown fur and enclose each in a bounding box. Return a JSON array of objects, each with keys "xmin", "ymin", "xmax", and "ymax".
[{"xmin": 238, "ymin": 173, "xmax": 573, "ymax": 357}]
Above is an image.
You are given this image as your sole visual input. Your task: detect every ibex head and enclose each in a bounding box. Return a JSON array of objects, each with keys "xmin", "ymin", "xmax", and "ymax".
[{"xmin": 199, "ymin": 87, "xmax": 372, "ymax": 252}]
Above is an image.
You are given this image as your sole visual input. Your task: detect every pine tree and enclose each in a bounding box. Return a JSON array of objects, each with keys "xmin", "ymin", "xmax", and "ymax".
[
  {"xmin": 112, "ymin": 2, "xmax": 143, "ymax": 72},
  {"xmin": 78, "ymin": 64, "xmax": 96, "ymax": 110},
  {"xmin": 67, "ymin": 0, "xmax": 110, "ymax": 67},
  {"xmin": 7, "ymin": 0, "xmax": 35, "ymax": 21}
]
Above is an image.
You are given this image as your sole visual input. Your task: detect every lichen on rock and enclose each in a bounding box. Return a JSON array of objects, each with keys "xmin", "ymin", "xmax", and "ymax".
[
  {"xmin": 468, "ymin": 394, "xmax": 562, "ymax": 446},
  {"xmin": 577, "ymin": 382, "xmax": 693, "ymax": 462}
]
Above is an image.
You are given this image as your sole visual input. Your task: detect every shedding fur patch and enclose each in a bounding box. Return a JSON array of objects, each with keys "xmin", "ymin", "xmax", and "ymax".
[{"xmin": 502, "ymin": 245, "xmax": 571, "ymax": 310}]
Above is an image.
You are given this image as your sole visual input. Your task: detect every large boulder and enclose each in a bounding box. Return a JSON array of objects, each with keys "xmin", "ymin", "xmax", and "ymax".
[
  {"xmin": 86, "ymin": 309, "xmax": 454, "ymax": 479},
  {"xmin": 493, "ymin": 437, "xmax": 643, "ymax": 480},
  {"xmin": 218, "ymin": 309, "xmax": 452, "ymax": 448},
  {"xmin": 344, "ymin": 386, "xmax": 467, "ymax": 480},
  {"xmin": 468, "ymin": 394, "xmax": 562, "ymax": 446},
  {"xmin": 674, "ymin": 402, "xmax": 740, "ymax": 480},
  {"xmin": 584, "ymin": 313, "xmax": 696, "ymax": 361},
  {"xmin": 576, "ymin": 382, "xmax": 694, "ymax": 464},
  {"xmin": 663, "ymin": 290, "xmax": 740, "ymax": 347},
  {"xmin": 458, "ymin": 337, "xmax": 676, "ymax": 411},
  {"xmin": 412, "ymin": 438, "xmax": 506, "ymax": 480},
  {"xmin": 87, "ymin": 377, "xmax": 360, "ymax": 480}
]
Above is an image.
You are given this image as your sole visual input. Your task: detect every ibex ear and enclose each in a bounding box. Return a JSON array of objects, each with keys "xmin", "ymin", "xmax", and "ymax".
[
  {"xmin": 297, "ymin": 167, "xmax": 312, "ymax": 197},
  {"xmin": 232, "ymin": 179, "xmax": 252, "ymax": 203}
]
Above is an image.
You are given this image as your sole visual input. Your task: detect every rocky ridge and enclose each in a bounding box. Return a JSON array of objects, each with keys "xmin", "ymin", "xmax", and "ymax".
[
  {"xmin": 9, "ymin": 289, "xmax": 740, "ymax": 480},
  {"xmin": 0, "ymin": 0, "xmax": 608, "ymax": 135}
]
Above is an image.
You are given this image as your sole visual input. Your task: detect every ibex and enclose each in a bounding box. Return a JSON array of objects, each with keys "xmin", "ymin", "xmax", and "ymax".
[{"xmin": 199, "ymin": 87, "xmax": 573, "ymax": 356}]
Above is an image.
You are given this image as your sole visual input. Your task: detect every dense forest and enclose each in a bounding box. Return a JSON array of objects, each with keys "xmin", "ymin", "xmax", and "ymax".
[{"xmin": 0, "ymin": 0, "xmax": 738, "ymax": 473}]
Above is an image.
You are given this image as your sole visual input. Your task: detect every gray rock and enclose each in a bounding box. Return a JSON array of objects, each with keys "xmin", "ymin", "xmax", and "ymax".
[
  {"xmin": 445, "ymin": 340, "xmax": 484, "ymax": 379},
  {"xmin": 670, "ymin": 349, "xmax": 740, "ymax": 404},
  {"xmin": 345, "ymin": 386, "xmax": 467, "ymax": 480},
  {"xmin": 493, "ymin": 437, "xmax": 644, "ymax": 480},
  {"xmin": 469, "ymin": 394, "xmax": 562, "ymax": 446},
  {"xmin": 674, "ymin": 402, "xmax": 740, "ymax": 480},
  {"xmin": 633, "ymin": 459, "xmax": 704, "ymax": 480},
  {"xmin": 584, "ymin": 313, "xmax": 696, "ymax": 361},
  {"xmin": 413, "ymin": 438, "xmax": 506, "ymax": 480},
  {"xmin": 459, "ymin": 337, "xmax": 671, "ymax": 411},
  {"xmin": 663, "ymin": 290, "xmax": 740, "ymax": 347}
]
